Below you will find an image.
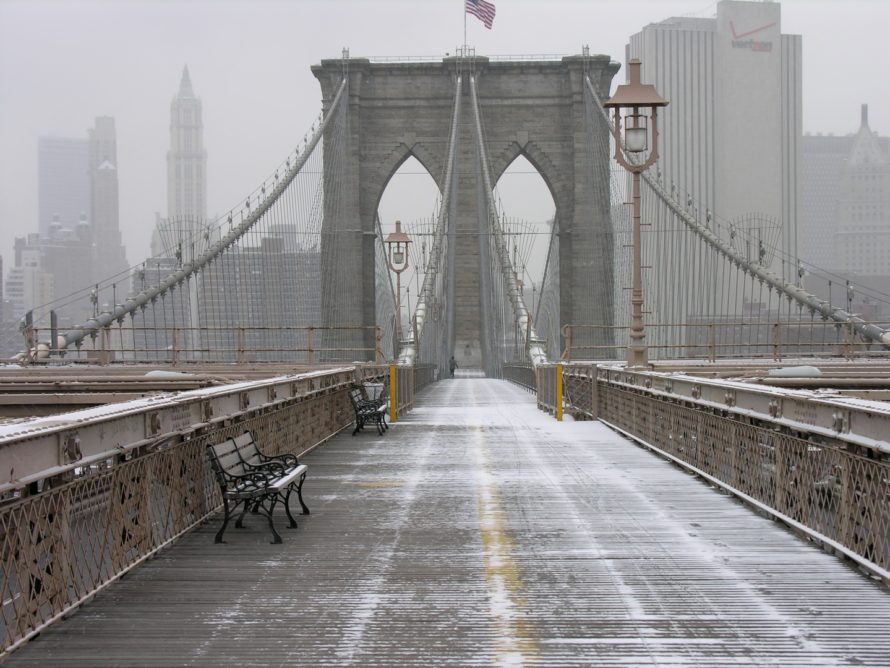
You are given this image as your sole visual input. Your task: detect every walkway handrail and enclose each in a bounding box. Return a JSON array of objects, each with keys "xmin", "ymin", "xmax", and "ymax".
[
  {"xmin": 57, "ymin": 78, "xmax": 350, "ymax": 352},
  {"xmin": 551, "ymin": 362, "xmax": 890, "ymax": 581},
  {"xmin": 469, "ymin": 75, "xmax": 548, "ymax": 367},
  {"xmin": 0, "ymin": 367, "xmax": 357, "ymax": 656}
]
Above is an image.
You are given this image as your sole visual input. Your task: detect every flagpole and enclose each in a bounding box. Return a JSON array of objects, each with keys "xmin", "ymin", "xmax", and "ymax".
[{"xmin": 463, "ymin": 0, "xmax": 467, "ymax": 49}]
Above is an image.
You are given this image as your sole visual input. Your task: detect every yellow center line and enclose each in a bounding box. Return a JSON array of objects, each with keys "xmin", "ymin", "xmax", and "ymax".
[
  {"xmin": 475, "ymin": 426, "xmax": 538, "ymax": 665},
  {"xmin": 353, "ymin": 480, "xmax": 405, "ymax": 489}
]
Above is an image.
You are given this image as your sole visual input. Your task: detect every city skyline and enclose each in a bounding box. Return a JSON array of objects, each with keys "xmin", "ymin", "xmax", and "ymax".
[{"xmin": 1, "ymin": 0, "xmax": 889, "ymax": 286}]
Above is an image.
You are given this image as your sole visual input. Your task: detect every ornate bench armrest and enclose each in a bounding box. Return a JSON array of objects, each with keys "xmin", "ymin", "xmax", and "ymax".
[{"xmin": 242, "ymin": 461, "xmax": 286, "ymax": 476}]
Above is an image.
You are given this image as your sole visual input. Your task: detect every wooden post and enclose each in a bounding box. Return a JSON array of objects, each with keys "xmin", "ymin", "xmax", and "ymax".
[{"xmin": 555, "ymin": 363, "xmax": 564, "ymax": 421}]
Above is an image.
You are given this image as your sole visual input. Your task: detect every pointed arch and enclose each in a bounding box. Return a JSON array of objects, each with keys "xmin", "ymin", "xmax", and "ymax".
[
  {"xmin": 490, "ymin": 140, "xmax": 562, "ymax": 213},
  {"xmin": 372, "ymin": 140, "xmax": 444, "ymax": 215},
  {"xmin": 376, "ymin": 154, "xmax": 441, "ymax": 226},
  {"xmin": 493, "ymin": 153, "xmax": 557, "ymax": 296}
]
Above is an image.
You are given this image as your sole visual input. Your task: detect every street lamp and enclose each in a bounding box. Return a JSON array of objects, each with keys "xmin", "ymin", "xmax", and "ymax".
[
  {"xmin": 384, "ymin": 220, "xmax": 412, "ymax": 344},
  {"xmin": 604, "ymin": 58, "xmax": 668, "ymax": 368}
]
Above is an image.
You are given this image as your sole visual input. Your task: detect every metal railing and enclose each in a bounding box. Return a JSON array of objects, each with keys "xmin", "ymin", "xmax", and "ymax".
[
  {"xmin": 561, "ymin": 322, "xmax": 890, "ymax": 362},
  {"xmin": 20, "ymin": 325, "xmax": 385, "ymax": 365},
  {"xmin": 535, "ymin": 362, "xmax": 890, "ymax": 582},
  {"xmin": 364, "ymin": 53, "xmax": 568, "ymax": 64},
  {"xmin": 503, "ymin": 362, "xmax": 535, "ymax": 392},
  {"xmin": 413, "ymin": 364, "xmax": 437, "ymax": 394},
  {"xmin": 0, "ymin": 367, "xmax": 361, "ymax": 657}
]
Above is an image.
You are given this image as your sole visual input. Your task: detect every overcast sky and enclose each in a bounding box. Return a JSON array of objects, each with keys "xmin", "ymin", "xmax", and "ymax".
[{"xmin": 1, "ymin": 0, "xmax": 888, "ymax": 279}]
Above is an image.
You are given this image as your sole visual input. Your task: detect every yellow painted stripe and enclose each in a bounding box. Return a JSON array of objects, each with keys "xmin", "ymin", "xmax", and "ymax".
[{"xmin": 475, "ymin": 427, "xmax": 537, "ymax": 663}]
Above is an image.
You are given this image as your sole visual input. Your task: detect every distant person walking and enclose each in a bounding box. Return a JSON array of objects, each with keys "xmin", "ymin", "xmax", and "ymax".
[{"xmin": 449, "ymin": 356, "xmax": 458, "ymax": 378}]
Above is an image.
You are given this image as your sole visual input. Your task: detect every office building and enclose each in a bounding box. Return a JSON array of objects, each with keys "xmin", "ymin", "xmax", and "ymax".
[
  {"xmin": 5, "ymin": 225, "xmax": 96, "ymax": 328},
  {"xmin": 37, "ymin": 137, "xmax": 90, "ymax": 236},
  {"xmin": 0, "ymin": 253, "xmax": 20, "ymax": 358},
  {"xmin": 798, "ymin": 105, "xmax": 890, "ymax": 316},
  {"xmin": 4, "ymin": 236, "xmax": 55, "ymax": 326},
  {"xmin": 196, "ymin": 227, "xmax": 322, "ymax": 362},
  {"xmin": 801, "ymin": 133, "xmax": 855, "ymax": 271},
  {"xmin": 89, "ymin": 117, "xmax": 128, "ymax": 275},
  {"xmin": 28, "ymin": 118, "xmax": 129, "ymax": 330},
  {"xmin": 832, "ymin": 106, "xmax": 890, "ymax": 278},
  {"xmin": 628, "ymin": 0, "xmax": 801, "ymax": 287},
  {"xmin": 129, "ymin": 256, "xmax": 194, "ymax": 361}
]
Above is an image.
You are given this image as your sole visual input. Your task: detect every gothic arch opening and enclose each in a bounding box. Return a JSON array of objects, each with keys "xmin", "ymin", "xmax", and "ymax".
[
  {"xmin": 377, "ymin": 155, "xmax": 441, "ymax": 337},
  {"xmin": 494, "ymin": 154, "xmax": 556, "ymax": 317}
]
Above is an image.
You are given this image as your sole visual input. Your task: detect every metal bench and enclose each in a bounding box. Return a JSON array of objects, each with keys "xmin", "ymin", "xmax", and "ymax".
[
  {"xmin": 348, "ymin": 382, "xmax": 388, "ymax": 436},
  {"xmin": 206, "ymin": 432, "xmax": 309, "ymax": 544}
]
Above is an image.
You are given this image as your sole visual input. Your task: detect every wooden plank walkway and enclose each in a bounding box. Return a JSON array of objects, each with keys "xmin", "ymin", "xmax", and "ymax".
[{"xmin": 7, "ymin": 379, "xmax": 890, "ymax": 666}]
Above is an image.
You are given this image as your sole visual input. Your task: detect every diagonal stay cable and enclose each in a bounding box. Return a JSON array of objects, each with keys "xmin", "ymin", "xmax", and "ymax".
[
  {"xmin": 398, "ymin": 75, "xmax": 462, "ymax": 366},
  {"xmin": 469, "ymin": 75, "xmax": 548, "ymax": 366}
]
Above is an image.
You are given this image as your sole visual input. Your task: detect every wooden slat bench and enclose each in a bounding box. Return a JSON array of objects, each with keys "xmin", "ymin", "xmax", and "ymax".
[
  {"xmin": 348, "ymin": 382, "xmax": 389, "ymax": 436},
  {"xmin": 206, "ymin": 432, "xmax": 309, "ymax": 544}
]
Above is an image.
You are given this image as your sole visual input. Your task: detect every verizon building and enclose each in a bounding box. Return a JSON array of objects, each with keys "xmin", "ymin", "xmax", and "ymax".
[{"xmin": 628, "ymin": 0, "xmax": 801, "ymax": 283}]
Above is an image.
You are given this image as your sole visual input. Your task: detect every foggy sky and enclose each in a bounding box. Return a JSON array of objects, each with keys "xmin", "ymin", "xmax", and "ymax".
[{"xmin": 1, "ymin": 0, "xmax": 888, "ymax": 280}]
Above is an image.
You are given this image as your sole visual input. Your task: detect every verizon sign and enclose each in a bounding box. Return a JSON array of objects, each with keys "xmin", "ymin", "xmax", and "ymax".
[{"xmin": 730, "ymin": 20, "xmax": 775, "ymax": 53}]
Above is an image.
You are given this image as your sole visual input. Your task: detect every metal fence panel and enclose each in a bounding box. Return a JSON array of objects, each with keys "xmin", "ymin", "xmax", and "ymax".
[
  {"xmin": 539, "ymin": 363, "xmax": 890, "ymax": 581},
  {"xmin": 0, "ymin": 370, "xmax": 353, "ymax": 657}
]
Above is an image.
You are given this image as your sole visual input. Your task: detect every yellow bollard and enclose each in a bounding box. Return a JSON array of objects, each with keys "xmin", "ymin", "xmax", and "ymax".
[
  {"xmin": 389, "ymin": 364, "xmax": 398, "ymax": 423},
  {"xmin": 555, "ymin": 363, "xmax": 563, "ymax": 421}
]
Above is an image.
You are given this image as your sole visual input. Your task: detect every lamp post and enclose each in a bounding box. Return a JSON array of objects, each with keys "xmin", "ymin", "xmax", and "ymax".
[
  {"xmin": 604, "ymin": 58, "xmax": 668, "ymax": 368},
  {"xmin": 384, "ymin": 220, "xmax": 412, "ymax": 345}
]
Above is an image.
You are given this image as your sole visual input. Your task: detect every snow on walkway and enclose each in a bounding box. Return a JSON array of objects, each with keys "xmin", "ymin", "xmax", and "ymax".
[{"xmin": 7, "ymin": 379, "xmax": 890, "ymax": 667}]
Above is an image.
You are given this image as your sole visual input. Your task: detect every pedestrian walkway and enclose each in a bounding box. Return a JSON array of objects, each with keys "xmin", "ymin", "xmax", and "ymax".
[{"xmin": 7, "ymin": 379, "xmax": 890, "ymax": 666}]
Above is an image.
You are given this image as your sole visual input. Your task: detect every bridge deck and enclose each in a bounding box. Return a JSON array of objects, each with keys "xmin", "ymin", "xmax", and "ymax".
[{"xmin": 8, "ymin": 379, "xmax": 890, "ymax": 666}]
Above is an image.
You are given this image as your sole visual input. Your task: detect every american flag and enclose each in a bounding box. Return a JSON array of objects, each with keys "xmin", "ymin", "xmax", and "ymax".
[{"xmin": 466, "ymin": 0, "xmax": 496, "ymax": 29}]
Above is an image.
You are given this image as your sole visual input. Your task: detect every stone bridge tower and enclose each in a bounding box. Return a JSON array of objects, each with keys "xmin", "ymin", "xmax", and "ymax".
[{"xmin": 312, "ymin": 54, "xmax": 619, "ymax": 368}]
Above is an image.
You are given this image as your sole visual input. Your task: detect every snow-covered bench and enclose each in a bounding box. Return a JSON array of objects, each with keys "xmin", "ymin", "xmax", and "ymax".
[
  {"xmin": 206, "ymin": 431, "xmax": 309, "ymax": 544},
  {"xmin": 348, "ymin": 383, "xmax": 389, "ymax": 436}
]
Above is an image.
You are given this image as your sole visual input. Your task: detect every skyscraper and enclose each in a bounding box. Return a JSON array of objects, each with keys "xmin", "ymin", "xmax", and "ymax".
[
  {"xmin": 167, "ymin": 65, "xmax": 207, "ymax": 250},
  {"xmin": 19, "ymin": 118, "xmax": 129, "ymax": 329},
  {"xmin": 89, "ymin": 116, "xmax": 128, "ymax": 282},
  {"xmin": 141, "ymin": 66, "xmax": 208, "ymax": 356},
  {"xmin": 799, "ymin": 106, "xmax": 890, "ymax": 317},
  {"xmin": 37, "ymin": 136, "xmax": 90, "ymax": 236},
  {"xmin": 628, "ymin": 0, "xmax": 802, "ymax": 283},
  {"xmin": 801, "ymin": 133, "xmax": 852, "ymax": 271},
  {"xmin": 833, "ymin": 106, "xmax": 890, "ymax": 279}
]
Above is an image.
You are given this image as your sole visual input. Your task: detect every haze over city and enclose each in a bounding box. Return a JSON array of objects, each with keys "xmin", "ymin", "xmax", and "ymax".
[
  {"xmin": 1, "ymin": 0, "xmax": 888, "ymax": 278},
  {"xmin": 5, "ymin": 3, "xmax": 890, "ymax": 663}
]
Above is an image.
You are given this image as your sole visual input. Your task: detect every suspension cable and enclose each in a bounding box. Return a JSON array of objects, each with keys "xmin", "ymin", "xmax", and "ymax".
[
  {"xmin": 398, "ymin": 75, "xmax": 462, "ymax": 366},
  {"xmin": 57, "ymin": 77, "xmax": 349, "ymax": 352},
  {"xmin": 584, "ymin": 74, "xmax": 890, "ymax": 349}
]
